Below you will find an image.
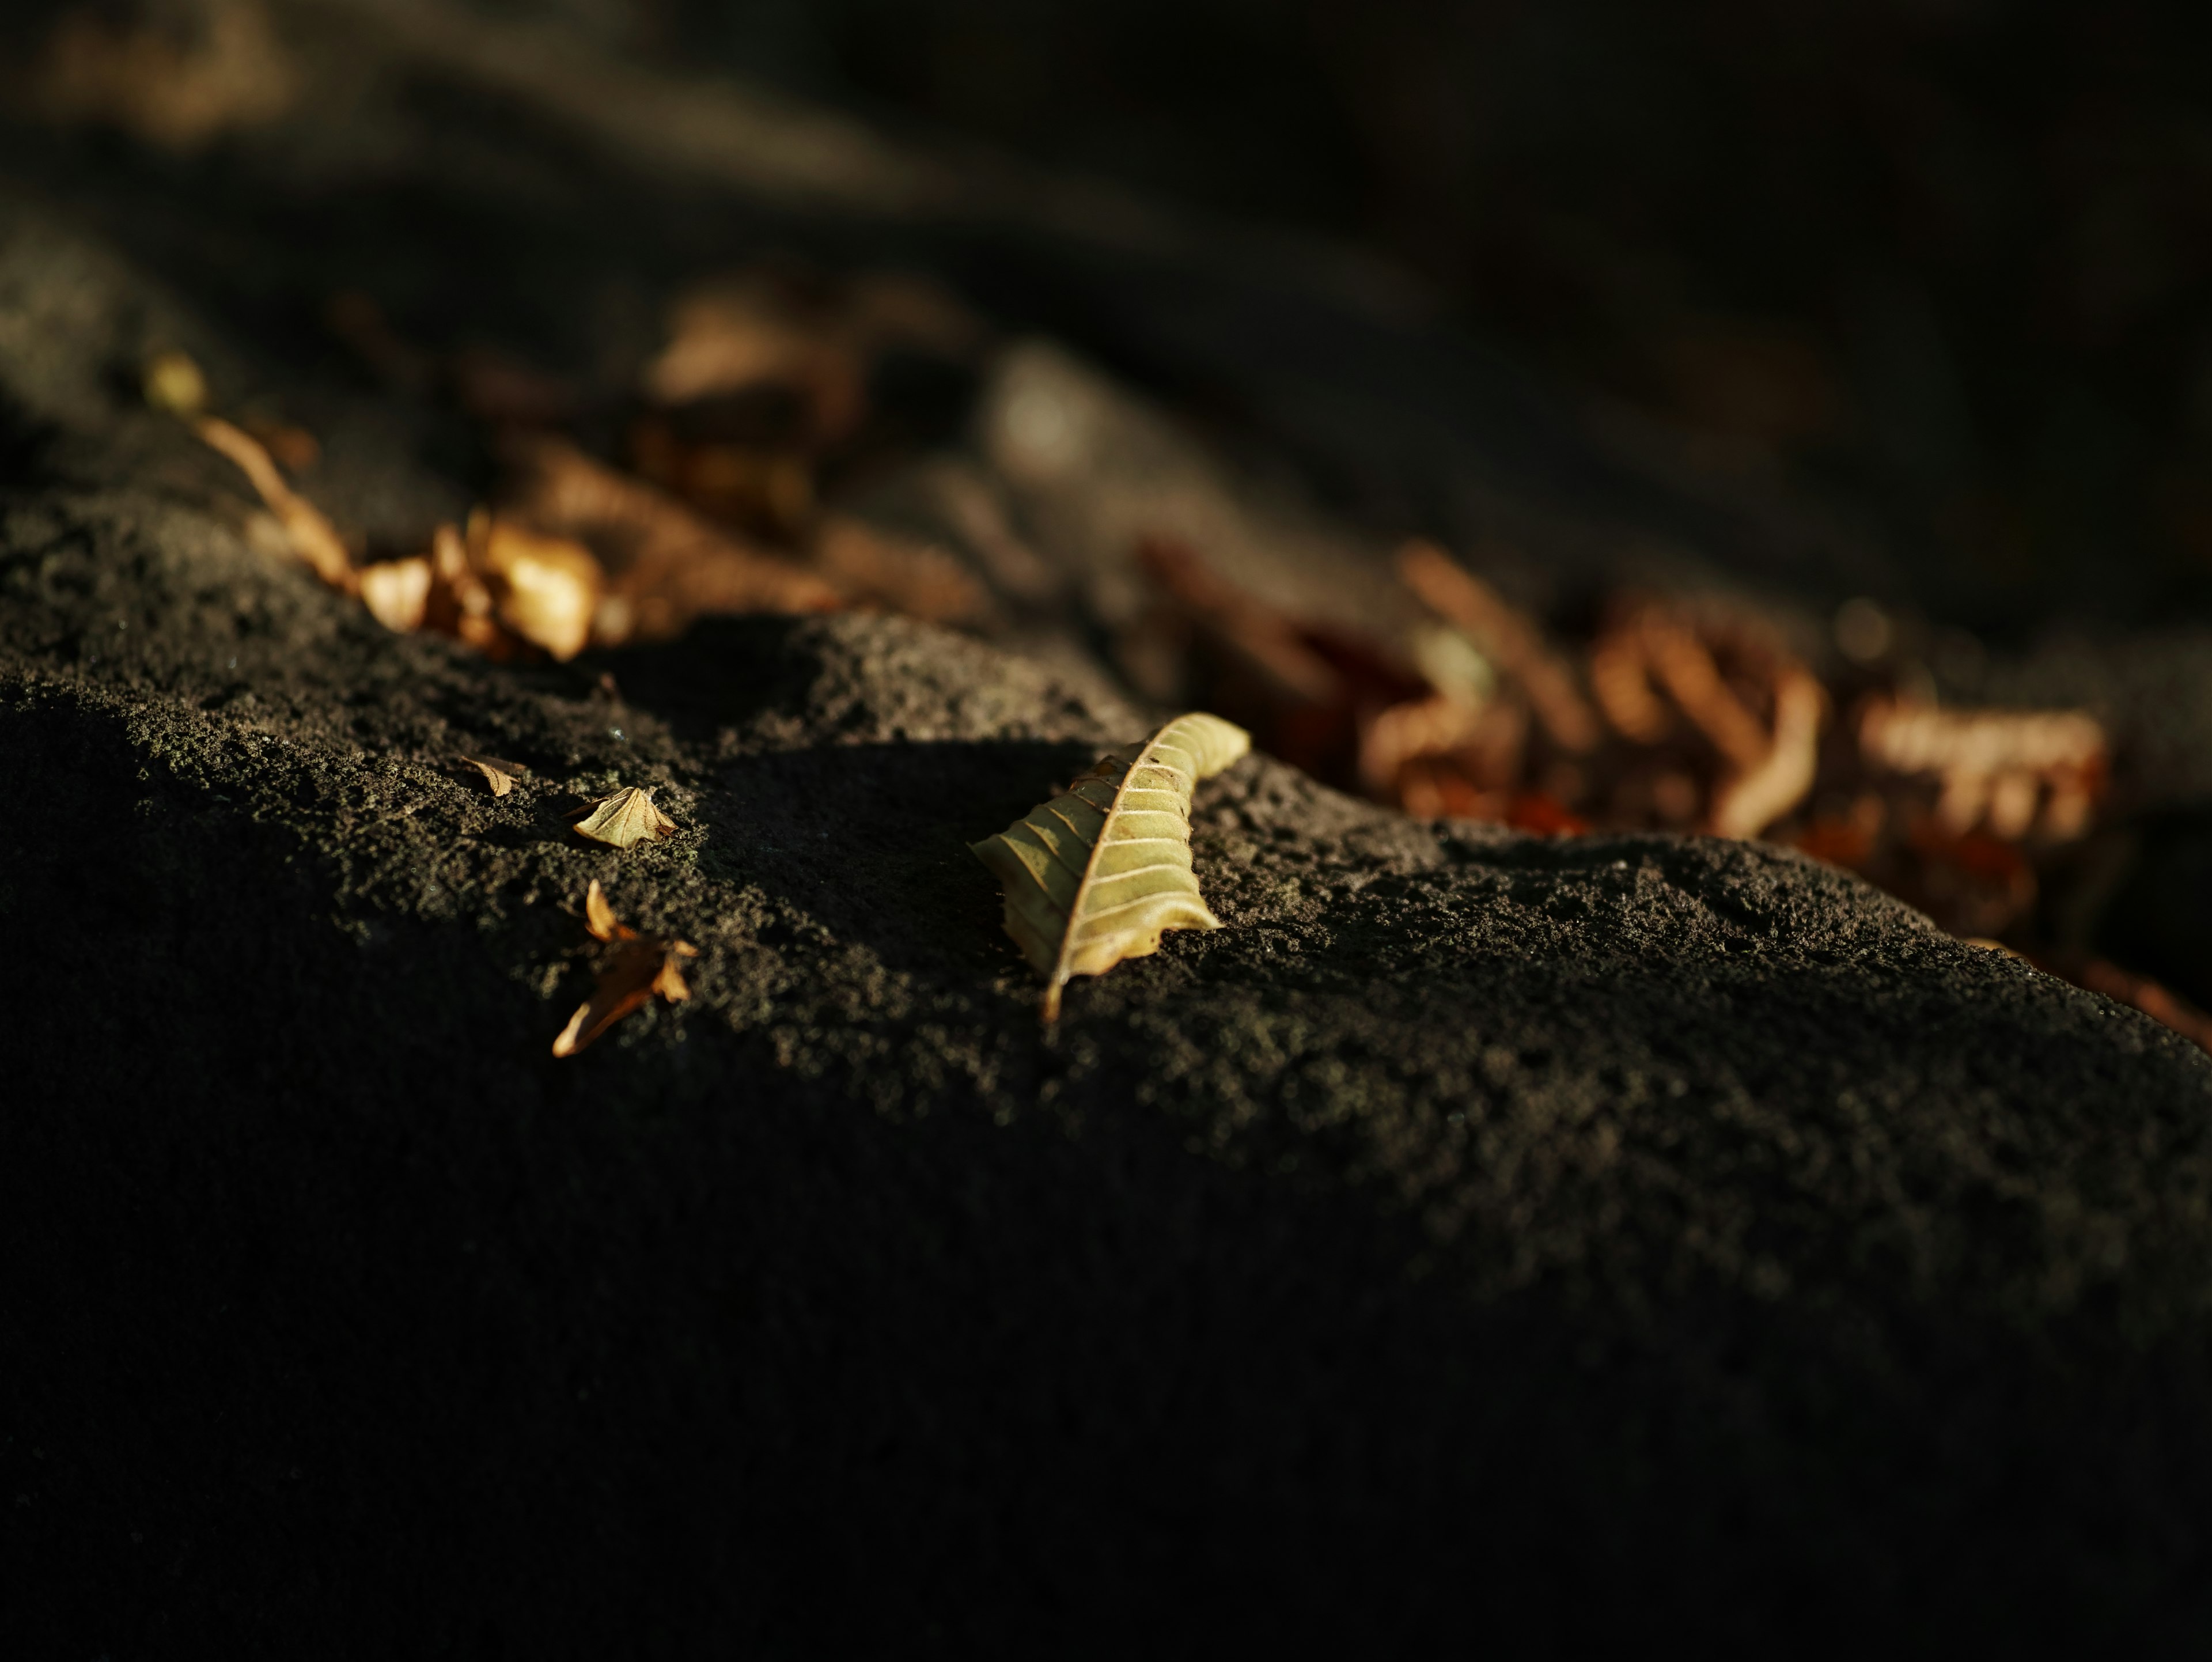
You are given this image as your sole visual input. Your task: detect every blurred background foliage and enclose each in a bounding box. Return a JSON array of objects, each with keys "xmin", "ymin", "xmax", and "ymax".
[
  {"xmin": 575, "ymin": 0, "xmax": 2212, "ymax": 637},
  {"xmin": 15, "ymin": 1, "xmax": 2212, "ymax": 637}
]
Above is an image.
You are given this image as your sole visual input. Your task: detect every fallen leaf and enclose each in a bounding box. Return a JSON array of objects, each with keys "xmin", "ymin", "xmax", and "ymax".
[
  {"xmin": 195, "ymin": 415, "xmax": 356, "ymax": 593},
  {"xmin": 423, "ymin": 520, "xmax": 507, "ymax": 653},
  {"xmin": 1398, "ymin": 540, "xmax": 1600, "ymax": 754},
  {"xmin": 1357, "ymin": 691, "xmax": 1491, "ymax": 797},
  {"xmin": 570, "ymin": 786, "xmax": 677, "ymax": 849},
  {"xmin": 971, "ymin": 711, "xmax": 1249, "ymax": 1021},
  {"xmin": 1633, "ymin": 608, "xmax": 1771, "ymax": 771},
  {"xmin": 459, "ymin": 756, "xmax": 523, "ymax": 797},
  {"xmin": 467, "ymin": 509, "xmax": 602, "ymax": 661},
  {"xmin": 1859, "ymin": 698, "xmax": 2105, "ymax": 839},
  {"xmin": 358, "ymin": 557, "xmax": 432, "ymax": 633},
  {"xmin": 1709, "ymin": 664, "xmax": 1824, "ymax": 839},
  {"xmin": 551, "ymin": 879, "xmax": 697, "ymax": 1057},
  {"xmin": 498, "ymin": 434, "xmax": 839, "ymax": 641}
]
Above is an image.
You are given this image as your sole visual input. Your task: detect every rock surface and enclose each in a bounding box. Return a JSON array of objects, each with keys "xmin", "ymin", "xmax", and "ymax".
[{"xmin": 4, "ymin": 12, "xmax": 2212, "ymax": 1652}]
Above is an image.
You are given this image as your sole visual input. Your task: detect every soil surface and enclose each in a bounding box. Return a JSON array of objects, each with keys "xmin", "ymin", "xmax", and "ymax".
[{"xmin": 6, "ymin": 8, "xmax": 2212, "ymax": 1653}]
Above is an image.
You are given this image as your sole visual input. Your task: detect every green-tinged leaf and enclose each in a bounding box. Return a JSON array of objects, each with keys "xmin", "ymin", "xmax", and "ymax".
[{"xmin": 971, "ymin": 711, "xmax": 1249, "ymax": 1020}]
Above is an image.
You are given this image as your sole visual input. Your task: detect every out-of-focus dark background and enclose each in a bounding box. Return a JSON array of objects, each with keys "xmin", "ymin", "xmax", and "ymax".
[
  {"xmin": 14, "ymin": 0, "xmax": 2212, "ymax": 640},
  {"xmin": 568, "ymin": 0, "xmax": 2212, "ymax": 636}
]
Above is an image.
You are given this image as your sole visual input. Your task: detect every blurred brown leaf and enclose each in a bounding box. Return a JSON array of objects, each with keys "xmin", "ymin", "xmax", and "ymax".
[
  {"xmin": 570, "ymin": 786, "xmax": 676, "ymax": 850},
  {"xmin": 551, "ymin": 879, "xmax": 696, "ymax": 1057},
  {"xmin": 812, "ymin": 514, "xmax": 994, "ymax": 625},
  {"xmin": 38, "ymin": 0, "xmax": 296, "ymax": 152},
  {"xmin": 499, "ymin": 434, "xmax": 839, "ymax": 642},
  {"xmin": 358, "ymin": 557, "xmax": 432, "ymax": 633},
  {"xmin": 1397, "ymin": 540, "xmax": 1600, "ymax": 754},
  {"xmin": 466, "ymin": 510, "xmax": 601, "ymax": 661},
  {"xmin": 194, "ymin": 415, "xmax": 355, "ymax": 593}
]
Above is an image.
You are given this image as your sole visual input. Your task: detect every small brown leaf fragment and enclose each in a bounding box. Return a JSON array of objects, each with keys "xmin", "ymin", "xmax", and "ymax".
[
  {"xmin": 359, "ymin": 557, "xmax": 433, "ymax": 633},
  {"xmin": 196, "ymin": 415, "xmax": 357, "ymax": 593},
  {"xmin": 1708, "ymin": 664, "xmax": 1824, "ymax": 839},
  {"xmin": 1398, "ymin": 540, "xmax": 1600, "ymax": 754},
  {"xmin": 467, "ymin": 509, "xmax": 602, "ymax": 661},
  {"xmin": 584, "ymin": 878, "xmax": 623, "ymax": 941},
  {"xmin": 552, "ymin": 880, "xmax": 698, "ymax": 1057},
  {"xmin": 498, "ymin": 434, "xmax": 840, "ymax": 641},
  {"xmin": 459, "ymin": 755, "xmax": 521, "ymax": 797},
  {"xmin": 570, "ymin": 786, "xmax": 677, "ymax": 849}
]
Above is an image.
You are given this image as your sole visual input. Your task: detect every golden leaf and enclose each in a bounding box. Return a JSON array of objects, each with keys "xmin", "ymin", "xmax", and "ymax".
[
  {"xmin": 358, "ymin": 557, "xmax": 432, "ymax": 633},
  {"xmin": 552, "ymin": 880, "xmax": 698, "ymax": 1057},
  {"xmin": 971, "ymin": 711, "xmax": 1249, "ymax": 1021},
  {"xmin": 570, "ymin": 786, "xmax": 677, "ymax": 849},
  {"xmin": 466, "ymin": 510, "xmax": 601, "ymax": 661}
]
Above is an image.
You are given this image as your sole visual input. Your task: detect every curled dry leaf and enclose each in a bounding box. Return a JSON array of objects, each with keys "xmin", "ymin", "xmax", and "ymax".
[
  {"xmin": 1709, "ymin": 665, "xmax": 1824, "ymax": 839},
  {"xmin": 1630, "ymin": 609, "xmax": 1771, "ymax": 771},
  {"xmin": 1139, "ymin": 536, "xmax": 1345, "ymax": 706},
  {"xmin": 551, "ymin": 879, "xmax": 698, "ymax": 1057},
  {"xmin": 358, "ymin": 557, "xmax": 433, "ymax": 633},
  {"xmin": 499, "ymin": 434, "xmax": 839, "ymax": 642},
  {"xmin": 465, "ymin": 509, "xmax": 601, "ymax": 661},
  {"xmin": 1859, "ymin": 698, "xmax": 2105, "ymax": 839},
  {"xmin": 971, "ymin": 712, "xmax": 1249, "ymax": 1021},
  {"xmin": 1398, "ymin": 539, "xmax": 1600, "ymax": 754},
  {"xmin": 459, "ymin": 756, "xmax": 523, "ymax": 797},
  {"xmin": 570, "ymin": 786, "xmax": 677, "ymax": 849},
  {"xmin": 194, "ymin": 415, "xmax": 357, "ymax": 593}
]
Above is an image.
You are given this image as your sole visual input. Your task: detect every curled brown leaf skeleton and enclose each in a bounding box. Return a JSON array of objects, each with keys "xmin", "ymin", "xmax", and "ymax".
[
  {"xmin": 551, "ymin": 880, "xmax": 698, "ymax": 1057},
  {"xmin": 971, "ymin": 711, "xmax": 1250, "ymax": 1021},
  {"xmin": 570, "ymin": 786, "xmax": 677, "ymax": 849}
]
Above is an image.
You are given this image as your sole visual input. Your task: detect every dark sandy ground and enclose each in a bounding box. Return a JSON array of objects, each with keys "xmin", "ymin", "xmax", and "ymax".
[{"xmin": 6, "ymin": 6, "xmax": 2212, "ymax": 1652}]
